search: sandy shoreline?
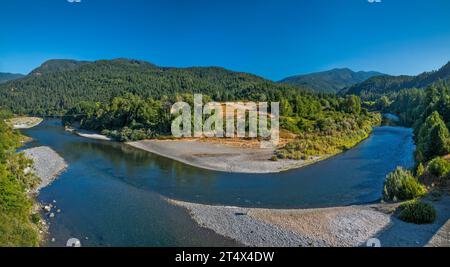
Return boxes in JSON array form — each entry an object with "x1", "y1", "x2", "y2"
[
  {"x1": 68, "y1": 126, "x2": 322, "y2": 173},
  {"x1": 169, "y1": 197, "x2": 450, "y2": 247},
  {"x1": 127, "y1": 139, "x2": 323, "y2": 173}
]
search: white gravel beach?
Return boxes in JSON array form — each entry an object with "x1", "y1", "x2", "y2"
[
  {"x1": 127, "y1": 140, "x2": 320, "y2": 173},
  {"x1": 170, "y1": 197, "x2": 450, "y2": 247},
  {"x1": 66, "y1": 127, "x2": 112, "y2": 141},
  {"x1": 23, "y1": 146, "x2": 68, "y2": 193},
  {"x1": 8, "y1": 117, "x2": 43, "y2": 129}
]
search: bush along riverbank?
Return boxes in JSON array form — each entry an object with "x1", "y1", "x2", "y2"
[
  {"x1": 381, "y1": 144, "x2": 450, "y2": 225},
  {"x1": 0, "y1": 111, "x2": 67, "y2": 246},
  {"x1": 0, "y1": 111, "x2": 42, "y2": 246}
]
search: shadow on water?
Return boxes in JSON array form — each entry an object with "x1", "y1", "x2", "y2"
[{"x1": 22, "y1": 119, "x2": 415, "y2": 246}]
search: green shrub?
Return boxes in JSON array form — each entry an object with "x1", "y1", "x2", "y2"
[
  {"x1": 397, "y1": 200, "x2": 437, "y2": 224},
  {"x1": 383, "y1": 167, "x2": 426, "y2": 201},
  {"x1": 428, "y1": 157, "x2": 450, "y2": 178},
  {"x1": 31, "y1": 213, "x2": 41, "y2": 225},
  {"x1": 416, "y1": 163, "x2": 425, "y2": 177}
]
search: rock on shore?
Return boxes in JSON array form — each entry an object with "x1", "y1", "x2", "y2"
[{"x1": 23, "y1": 146, "x2": 68, "y2": 192}]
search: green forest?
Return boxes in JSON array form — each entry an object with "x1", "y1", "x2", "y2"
[
  {"x1": 61, "y1": 87, "x2": 381, "y2": 161},
  {"x1": 1, "y1": 58, "x2": 450, "y2": 237},
  {"x1": 1, "y1": 59, "x2": 448, "y2": 168},
  {"x1": 0, "y1": 59, "x2": 314, "y2": 115},
  {"x1": 386, "y1": 81, "x2": 450, "y2": 163},
  {"x1": 0, "y1": 111, "x2": 40, "y2": 246},
  {"x1": 378, "y1": 82, "x2": 450, "y2": 222}
]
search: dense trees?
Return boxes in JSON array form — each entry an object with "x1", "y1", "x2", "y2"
[
  {"x1": 381, "y1": 82, "x2": 450, "y2": 165},
  {"x1": 277, "y1": 104, "x2": 380, "y2": 160},
  {"x1": 388, "y1": 89, "x2": 425, "y2": 126},
  {"x1": 63, "y1": 94, "x2": 172, "y2": 141},
  {"x1": 416, "y1": 111, "x2": 450, "y2": 162},
  {"x1": 0, "y1": 111, "x2": 40, "y2": 246},
  {"x1": 58, "y1": 74, "x2": 380, "y2": 158},
  {"x1": 0, "y1": 59, "x2": 315, "y2": 115}
]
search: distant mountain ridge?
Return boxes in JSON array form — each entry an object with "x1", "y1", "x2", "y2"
[
  {"x1": 0, "y1": 72, "x2": 25, "y2": 84},
  {"x1": 30, "y1": 59, "x2": 92, "y2": 76},
  {"x1": 279, "y1": 68, "x2": 384, "y2": 93},
  {"x1": 0, "y1": 58, "x2": 311, "y2": 115},
  {"x1": 342, "y1": 61, "x2": 450, "y2": 99}
]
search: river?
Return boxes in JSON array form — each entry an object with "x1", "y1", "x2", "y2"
[{"x1": 22, "y1": 120, "x2": 415, "y2": 247}]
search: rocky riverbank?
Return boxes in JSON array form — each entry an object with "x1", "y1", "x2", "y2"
[
  {"x1": 23, "y1": 146, "x2": 68, "y2": 193},
  {"x1": 169, "y1": 197, "x2": 450, "y2": 247},
  {"x1": 8, "y1": 116, "x2": 43, "y2": 129}
]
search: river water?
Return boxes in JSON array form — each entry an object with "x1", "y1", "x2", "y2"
[{"x1": 22, "y1": 120, "x2": 415, "y2": 247}]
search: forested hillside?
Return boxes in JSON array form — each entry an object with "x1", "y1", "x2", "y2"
[
  {"x1": 30, "y1": 59, "x2": 90, "y2": 76},
  {"x1": 343, "y1": 61, "x2": 450, "y2": 99},
  {"x1": 280, "y1": 68, "x2": 383, "y2": 93},
  {"x1": 0, "y1": 59, "x2": 313, "y2": 115}
]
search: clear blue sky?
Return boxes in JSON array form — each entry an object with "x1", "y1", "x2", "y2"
[{"x1": 1, "y1": 0, "x2": 449, "y2": 80}]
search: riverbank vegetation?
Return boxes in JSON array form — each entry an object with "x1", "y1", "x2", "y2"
[
  {"x1": 276, "y1": 96, "x2": 381, "y2": 159},
  {"x1": 387, "y1": 82, "x2": 450, "y2": 162},
  {"x1": 0, "y1": 111, "x2": 41, "y2": 246},
  {"x1": 383, "y1": 167, "x2": 426, "y2": 202},
  {"x1": 0, "y1": 58, "x2": 381, "y2": 158},
  {"x1": 378, "y1": 82, "x2": 450, "y2": 223},
  {"x1": 61, "y1": 88, "x2": 381, "y2": 161},
  {"x1": 62, "y1": 94, "x2": 172, "y2": 141},
  {"x1": 397, "y1": 200, "x2": 437, "y2": 224}
]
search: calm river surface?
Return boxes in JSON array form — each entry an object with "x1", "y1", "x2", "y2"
[{"x1": 22, "y1": 120, "x2": 415, "y2": 246}]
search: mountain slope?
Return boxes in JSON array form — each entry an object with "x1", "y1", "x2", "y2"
[
  {"x1": 0, "y1": 59, "x2": 310, "y2": 115},
  {"x1": 343, "y1": 61, "x2": 450, "y2": 99},
  {"x1": 30, "y1": 59, "x2": 90, "y2": 76},
  {"x1": 279, "y1": 68, "x2": 384, "y2": 93},
  {"x1": 0, "y1": 72, "x2": 25, "y2": 84}
]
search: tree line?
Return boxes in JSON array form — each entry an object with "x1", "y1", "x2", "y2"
[{"x1": 386, "y1": 81, "x2": 450, "y2": 164}]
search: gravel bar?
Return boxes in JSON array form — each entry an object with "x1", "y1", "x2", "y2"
[
  {"x1": 170, "y1": 197, "x2": 450, "y2": 247},
  {"x1": 23, "y1": 146, "x2": 68, "y2": 193},
  {"x1": 128, "y1": 140, "x2": 319, "y2": 173}
]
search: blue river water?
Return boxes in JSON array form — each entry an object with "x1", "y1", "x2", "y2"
[{"x1": 22, "y1": 120, "x2": 415, "y2": 246}]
